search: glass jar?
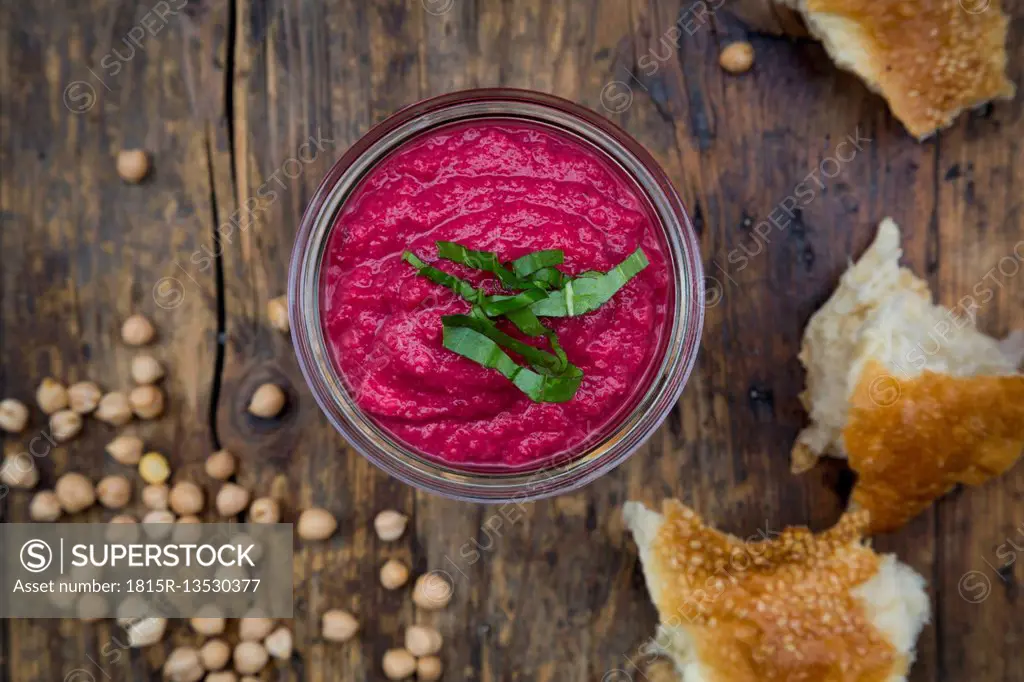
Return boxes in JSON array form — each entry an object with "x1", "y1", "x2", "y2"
[{"x1": 289, "y1": 88, "x2": 703, "y2": 503}]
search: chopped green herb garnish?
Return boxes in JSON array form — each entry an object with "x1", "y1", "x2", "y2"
[
  {"x1": 403, "y1": 242, "x2": 648, "y2": 403},
  {"x1": 529, "y1": 248, "x2": 649, "y2": 317},
  {"x1": 442, "y1": 326, "x2": 582, "y2": 403}
]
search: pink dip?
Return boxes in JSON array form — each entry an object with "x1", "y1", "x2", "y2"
[{"x1": 319, "y1": 120, "x2": 671, "y2": 471}]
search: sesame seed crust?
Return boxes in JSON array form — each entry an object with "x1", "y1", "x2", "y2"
[
  {"x1": 648, "y1": 501, "x2": 902, "y2": 681},
  {"x1": 801, "y1": 0, "x2": 1015, "y2": 139},
  {"x1": 844, "y1": 361, "x2": 1024, "y2": 532}
]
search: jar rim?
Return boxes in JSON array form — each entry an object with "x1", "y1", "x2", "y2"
[{"x1": 288, "y1": 88, "x2": 704, "y2": 503}]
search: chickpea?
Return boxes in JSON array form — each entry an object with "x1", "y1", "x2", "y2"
[
  {"x1": 0, "y1": 398, "x2": 29, "y2": 433},
  {"x1": 139, "y1": 452, "x2": 171, "y2": 485},
  {"x1": 206, "y1": 672, "x2": 237, "y2": 682},
  {"x1": 380, "y1": 559, "x2": 410, "y2": 590},
  {"x1": 200, "y1": 639, "x2": 232, "y2": 671},
  {"x1": 68, "y1": 381, "x2": 102, "y2": 414},
  {"x1": 50, "y1": 409, "x2": 83, "y2": 442},
  {"x1": 190, "y1": 615, "x2": 227, "y2": 636},
  {"x1": 142, "y1": 483, "x2": 169, "y2": 510},
  {"x1": 55, "y1": 472, "x2": 96, "y2": 514},
  {"x1": 127, "y1": 617, "x2": 167, "y2": 647},
  {"x1": 239, "y1": 616, "x2": 275, "y2": 641},
  {"x1": 405, "y1": 625, "x2": 442, "y2": 657},
  {"x1": 141, "y1": 510, "x2": 176, "y2": 539},
  {"x1": 248, "y1": 383, "x2": 286, "y2": 418},
  {"x1": 0, "y1": 454, "x2": 38, "y2": 489},
  {"x1": 96, "y1": 475, "x2": 132, "y2": 509},
  {"x1": 297, "y1": 507, "x2": 337, "y2": 541},
  {"x1": 417, "y1": 656, "x2": 443, "y2": 681},
  {"x1": 106, "y1": 515, "x2": 140, "y2": 543},
  {"x1": 121, "y1": 314, "x2": 155, "y2": 345},
  {"x1": 106, "y1": 435, "x2": 144, "y2": 465},
  {"x1": 116, "y1": 149, "x2": 151, "y2": 183},
  {"x1": 36, "y1": 378, "x2": 69, "y2": 414},
  {"x1": 412, "y1": 572, "x2": 453, "y2": 610},
  {"x1": 374, "y1": 509, "x2": 408, "y2": 541},
  {"x1": 249, "y1": 497, "x2": 280, "y2": 523},
  {"x1": 267, "y1": 296, "x2": 290, "y2": 332},
  {"x1": 29, "y1": 490, "x2": 62, "y2": 522},
  {"x1": 205, "y1": 449, "x2": 236, "y2": 480},
  {"x1": 216, "y1": 483, "x2": 250, "y2": 516},
  {"x1": 78, "y1": 592, "x2": 109, "y2": 621},
  {"x1": 95, "y1": 391, "x2": 133, "y2": 426},
  {"x1": 382, "y1": 649, "x2": 417, "y2": 680},
  {"x1": 129, "y1": 385, "x2": 164, "y2": 419},
  {"x1": 321, "y1": 609, "x2": 359, "y2": 642},
  {"x1": 131, "y1": 354, "x2": 165, "y2": 384},
  {"x1": 169, "y1": 481, "x2": 204, "y2": 516},
  {"x1": 163, "y1": 646, "x2": 203, "y2": 682},
  {"x1": 719, "y1": 41, "x2": 755, "y2": 74},
  {"x1": 264, "y1": 626, "x2": 293, "y2": 660},
  {"x1": 233, "y1": 642, "x2": 269, "y2": 675}
]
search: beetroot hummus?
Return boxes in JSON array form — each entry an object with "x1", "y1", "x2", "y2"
[{"x1": 319, "y1": 120, "x2": 671, "y2": 471}]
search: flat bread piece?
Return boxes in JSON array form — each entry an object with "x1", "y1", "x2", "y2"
[
  {"x1": 793, "y1": 217, "x2": 1023, "y2": 531},
  {"x1": 787, "y1": 0, "x2": 1015, "y2": 139},
  {"x1": 624, "y1": 500, "x2": 930, "y2": 682}
]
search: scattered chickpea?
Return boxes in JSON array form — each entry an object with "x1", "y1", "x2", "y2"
[
  {"x1": 139, "y1": 451, "x2": 171, "y2": 485},
  {"x1": 163, "y1": 646, "x2": 204, "y2": 682},
  {"x1": 96, "y1": 475, "x2": 132, "y2": 509},
  {"x1": 141, "y1": 510, "x2": 176, "y2": 539},
  {"x1": 417, "y1": 656, "x2": 443, "y2": 682},
  {"x1": 200, "y1": 639, "x2": 232, "y2": 671},
  {"x1": 95, "y1": 391, "x2": 133, "y2": 426},
  {"x1": 264, "y1": 626, "x2": 293, "y2": 660},
  {"x1": 382, "y1": 649, "x2": 417, "y2": 680},
  {"x1": 248, "y1": 383, "x2": 286, "y2": 418},
  {"x1": 142, "y1": 483, "x2": 170, "y2": 510},
  {"x1": 127, "y1": 617, "x2": 167, "y2": 647},
  {"x1": 267, "y1": 296, "x2": 290, "y2": 333},
  {"x1": 169, "y1": 481, "x2": 205, "y2": 516},
  {"x1": 412, "y1": 572, "x2": 453, "y2": 610},
  {"x1": 405, "y1": 625, "x2": 443, "y2": 657},
  {"x1": 321, "y1": 609, "x2": 359, "y2": 642},
  {"x1": 131, "y1": 354, "x2": 165, "y2": 384},
  {"x1": 190, "y1": 615, "x2": 227, "y2": 636},
  {"x1": 129, "y1": 385, "x2": 165, "y2": 419},
  {"x1": 719, "y1": 41, "x2": 755, "y2": 74},
  {"x1": 68, "y1": 381, "x2": 102, "y2": 414},
  {"x1": 249, "y1": 497, "x2": 281, "y2": 523},
  {"x1": 116, "y1": 149, "x2": 151, "y2": 183},
  {"x1": 216, "y1": 483, "x2": 251, "y2": 516},
  {"x1": 49, "y1": 409, "x2": 83, "y2": 442},
  {"x1": 0, "y1": 398, "x2": 29, "y2": 433},
  {"x1": 29, "y1": 490, "x2": 62, "y2": 522},
  {"x1": 121, "y1": 313, "x2": 156, "y2": 346},
  {"x1": 297, "y1": 507, "x2": 337, "y2": 541},
  {"x1": 380, "y1": 559, "x2": 410, "y2": 590},
  {"x1": 374, "y1": 509, "x2": 408, "y2": 541},
  {"x1": 239, "y1": 616, "x2": 275, "y2": 641},
  {"x1": 233, "y1": 642, "x2": 269, "y2": 675},
  {"x1": 36, "y1": 378, "x2": 69, "y2": 414},
  {"x1": 205, "y1": 449, "x2": 236, "y2": 480},
  {"x1": 106, "y1": 434, "x2": 144, "y2": 465},
  {"x1": 55, "y1": 472, "x2": 96, "y2": 514},
  {"x1": 106, "y1": 515, "x2": 140, "y2": 543},
  {"x1": 0, "y1": 454, "x2": 38, "y2": 489}
]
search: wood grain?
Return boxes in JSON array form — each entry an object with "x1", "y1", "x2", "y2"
[{"x1": 1, "y1": 0, "x2": 1022, "y2": 680}]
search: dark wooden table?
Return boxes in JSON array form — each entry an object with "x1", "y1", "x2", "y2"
[{"x1": 1, "y1": 1, "x2": 1021, "y2": 680}]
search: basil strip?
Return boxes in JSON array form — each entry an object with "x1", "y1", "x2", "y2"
[
  {"x1": 442, "y1": 327, "x2": 582, "y2": 403},
  {"x1": 509, "y1": 249, "x2": 564, "y2": 278},
  {"x1": 402, "y1": 252, "x2": 484, "y2": 305},
  {"x1": 436, "y1": 241, "x2": 530, "y2": 289},
  {"x1": 504, "y1": 307, "x2": 569, "y2": 371},
  {"x1": 530, "y1": 248, "x2": 649, "y2": 317},
  {"x1": 442, "y1": 313, "x2": 565, "y2": 375}
]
